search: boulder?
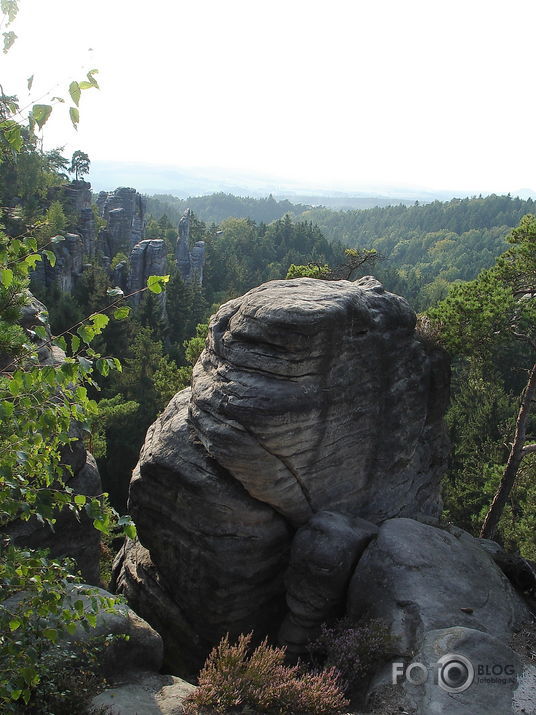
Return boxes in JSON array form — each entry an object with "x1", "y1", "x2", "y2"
[
  {"x1": 117, "y1": 278, "x2": 450, "y2": 673},
  {"x1": 405, "y1": 627, "x2": 522, "y2": 715},
  {"x1": 347, "y1": 518, "x2": 529, "y2": 655},
  {"x1": 89, "y1": 671, "x2": 196, "y2": 715},
  {"x1": 115, "y1": 388, "x2": 292, "y2": 673},
  {"x1": 279, "y1": 511, "x2": 378, "y2": 655},
  {"x1": 190, "y1": 277, "x2": 449, "y2": 526}
]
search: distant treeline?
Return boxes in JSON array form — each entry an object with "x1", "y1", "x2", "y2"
[
  {"x1": 145, "y1": 192, "x2": 311, "y2": 226},
  {"x1": 146, "y1": 192, "x2": 535, "y2": 311},
  {"x1": 298, "y1": 194, "x2": 534, "y2": 245}
]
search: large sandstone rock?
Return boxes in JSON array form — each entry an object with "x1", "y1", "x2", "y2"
[
  {"x1": 117, "y1": 278, "x2": 450, "y2": 673},
  {"x1": 96, "y1": 187, "x2": 146, "y2": 258},
  {"x1": 190, "y1": 277, "x2": 449, "y2": 526},
  {"x1": 347, "y1": 518, "x2": 529, "y2": 654},
  {"x1": 128, "y1": 239, "x2": 168, "y2": 308},
  {"x1": 114, "y1": 388, "x2": 292, "y2": 673}
]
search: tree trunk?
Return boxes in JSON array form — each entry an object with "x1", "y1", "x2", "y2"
[{"x1": 480, "y1": 361, "x2": 536, "y2": 539}]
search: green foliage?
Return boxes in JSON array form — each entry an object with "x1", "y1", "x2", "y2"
[
  {"x1": 185, "y1": 632, "x2": 349, "y2": 715},
  {"x1": 88, "y1": 395, "x2": 139, "y2": 459},
  {"x1": 429, "y1": 215, "x2": 536, "y2": 548},
  {"x1": 69, "y1": 150, "x2": 90, "y2": 180},
  {"x1": 184, "y1": 322, "x2": 208, "y2": 366},
  {"x1": 15, "y1": 635, "x2": 110, "y2": 714},
  {"x1": 110, "y1": 252, "x2": 127, "y2": 270},
  {"x1": 286, "y1": 262, "x2": 330, "y2": 279},
  {"x1": 296, "y1": 195, "x2": 534, "y2": 309},
  {"x1": 146, "y1": 192, "x2": 311, "y2": 226},
  {"x1": 203, "y1": 214, "x2": 344, "y2": 305}
]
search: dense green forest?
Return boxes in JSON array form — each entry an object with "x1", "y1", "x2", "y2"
[
  {"x1": 2, "y1": 3, "x2": 534, "y2": 711},
  {"x1": 146, "y1": 192, "x2": 534, "y2": 311},
  {"x1": 145, "y1": 192, "x2": 311, "y2": 226}
]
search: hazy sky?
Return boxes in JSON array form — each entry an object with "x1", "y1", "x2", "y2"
[{"x1": 4, "y1": 0, "x2": 536, "y2": 194}]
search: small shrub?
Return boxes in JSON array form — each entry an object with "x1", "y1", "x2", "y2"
[
  {"x1": 185, "y1": 632, "x2": 349, "y2": 714},
  {"x1": 309, "y1": 617, "x2": 396, "y2": 693},
  {"x1": 17, "y1": 636, "x2": 111, "y2": 714},
  {"x1": 110, "y1": 252, "x2": 127, "y2": 270}
]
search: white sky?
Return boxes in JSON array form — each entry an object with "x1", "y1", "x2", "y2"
[{"x1": 3, "y1": 0, "x2": 536, "y2": 194}]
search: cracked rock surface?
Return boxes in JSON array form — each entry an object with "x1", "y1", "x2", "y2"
[{"x1": 116, "y1": 277, "x2": 451, "y2": 671}]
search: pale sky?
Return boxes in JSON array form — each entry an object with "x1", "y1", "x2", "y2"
[{"x1": 3, "y1": 0, "x2": 536, "y2": 194}]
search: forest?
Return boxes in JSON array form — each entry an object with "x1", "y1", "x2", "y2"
[{"x1": 0, "y1": 3, "x2": 535, "y2": 710}]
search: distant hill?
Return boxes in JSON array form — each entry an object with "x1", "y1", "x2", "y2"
[{"x1": 145, "y1": 192, "x2": 312, "y2": 226}]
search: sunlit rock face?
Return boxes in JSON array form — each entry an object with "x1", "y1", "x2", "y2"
[
  {"x1": 96, "y1": 186, "x2": 146, "y2": 258},
  {"x1": 190, "y1": 277, "x2": 450, "y2": 526},
  {"x1": 116, "y1": 277, "x2": 451, "y2": 673},
  {"x1": 127, "y1": 239, "x2": 168, "y2": 315}
]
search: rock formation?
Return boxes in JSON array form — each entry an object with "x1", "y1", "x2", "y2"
[
  {"x1": 115, "y1": 276, "x2": 533, "y2": 713},
  {"x1": 32, "y1": 233, "x2": 84, "y2": 293},
  {"x1": 96, "y1": 187, "x2": 146, "y2": 260},
  {"x1": 128, "y1": 239, "x2": 168, "y2": 309},
  {"x1": 115, "y1": 278, "x2": 450, "y2": 664},
  {"x1": 175, "y1": 208, "x2": 205, "y2": 283}
]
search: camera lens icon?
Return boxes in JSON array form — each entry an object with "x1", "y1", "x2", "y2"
[{"x1": 437, "y1": 653, "x2": 474, "y2": 693}]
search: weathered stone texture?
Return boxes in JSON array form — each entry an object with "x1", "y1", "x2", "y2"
[
  {"x1": 190, "y1": 277, "x2": 449, "y2": 526},
  {"x1": 128, "y1": 239, "x2": 168, "y2": 307},
  {"x1": 97, "y1": 186, "x2": 146, "y2": 258},
  {"x1": 117, "y1": 278, "x2": 452, "y2": 673},
  {"x1": 115, "y1": 388, "x2": 292, "y2": 672}
]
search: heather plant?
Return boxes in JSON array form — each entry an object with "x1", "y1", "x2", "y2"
[
  {"x1": 309, "y1": 617, "x2": 396, "y2": 693},
  {"x1": 185, "y1": 632, "x2": 349, "y2": 714}
]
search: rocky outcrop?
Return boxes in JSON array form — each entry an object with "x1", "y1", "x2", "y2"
[
  {"x1": 190, "y1": 277, "x2": 449, "y2": 526},
  {"x1": 128, "y1": 239, "x2": 168, "y2": 307},
  {"x1": 175, "y1": 208, "x2": 205, "y2": 283},
  {"x1": 32, "y1": 233, "x2": 84, "y2": 293},
  {"x1": 113, "y1": 388, "x2": 292, "y2": 674},
  {"x1": 115, "y1": 277, "x2": 450, "y2": 670},
  {"x1": 116, "y1": 277, "x2": 533, "y2": 712},
  {"x1": 97, "y1": 187, "x2": 146, "y2": 259}
]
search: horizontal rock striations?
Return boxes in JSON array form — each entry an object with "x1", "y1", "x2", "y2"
[
  {"x1": 190, "y1": 276, "x2": 449, "y2": 526},
  {"x1": 114, "y1": 388, "x2": 292, "y2": 673},
  {"x1": 116, "y1": 277, "x2": 454, "y2": 673}
]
